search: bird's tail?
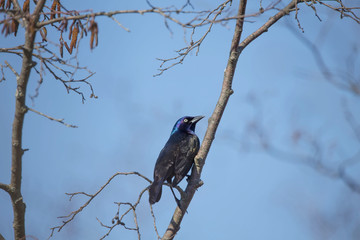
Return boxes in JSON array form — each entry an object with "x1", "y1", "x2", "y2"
[{"x1": 149, "y1": 180, "x2": 163, "y2": 204}]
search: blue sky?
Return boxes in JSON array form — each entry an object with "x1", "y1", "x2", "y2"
[{"x1": 1, "y1": 0, "x2": 359, "y2": 239}]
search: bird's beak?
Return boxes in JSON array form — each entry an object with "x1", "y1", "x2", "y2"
[{"x1": 190, "y1": 115, "x2": 205, "y2": 124}]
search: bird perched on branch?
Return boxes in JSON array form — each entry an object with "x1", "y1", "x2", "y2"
[{"x1": 149, "y1": 115, "x2": 204, "y2": 206}]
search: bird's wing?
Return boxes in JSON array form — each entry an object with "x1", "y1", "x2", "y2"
[
  {"x1": 172, "y1": 136, "x2": 200, "y2": 186},
  {"x1": 150, "y1": 141, "x2": 180, "y2": 204},
  {"x1": 153, "y1": 141, "x2": 179, "y2": 183}
]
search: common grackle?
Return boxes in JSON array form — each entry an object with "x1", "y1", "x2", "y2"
[{"x1": 149, "y1": 115, "x2": 204, "y2": 206}]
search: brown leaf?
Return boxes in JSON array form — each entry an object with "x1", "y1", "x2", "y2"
[{"x1": 23, "y1": 0, "x2": 29, "y2": 12}]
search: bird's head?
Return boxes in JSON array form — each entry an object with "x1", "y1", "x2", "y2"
[{"x1": 171, "y1": 116, "x2": 204, "y2": 135}]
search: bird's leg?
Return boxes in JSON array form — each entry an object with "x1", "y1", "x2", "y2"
[
  {"x1": 170, "y1": 186, "x2": 188, "y2": 213},
  {"x1": 169, "y1": 185, "x2": 181, "y2": 209}
]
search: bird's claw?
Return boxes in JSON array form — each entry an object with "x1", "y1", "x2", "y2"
[{"x1": 176, "y1": 199, "x2": 188, "y2": 214}]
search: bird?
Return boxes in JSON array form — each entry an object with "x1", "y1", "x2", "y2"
[{"x1": 149, "y1": 115, "x2": 204, "y2": 206}]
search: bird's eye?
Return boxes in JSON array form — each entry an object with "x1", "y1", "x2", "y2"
[{"x1": 183, "y1": 119, "x2": 188, "y2": 123}]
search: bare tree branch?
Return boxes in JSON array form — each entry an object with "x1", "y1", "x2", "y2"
[
  {"x1": 238, "y1": 0, "x2": 298, "y2": 51},
  {"x1": 49, "y1": 171, "x2": 151, "y2": 238},
  {"x1": 150, "y1": 204, "x2": 161, "y2": 240},
  {"x1": 318, "y1": 0, "x2": 360, "y2": 24},
  {"x1": 4, "y1": 60, "x2": 19, "y2": 80},
  {"x1": 10, "y1": 0, "x2": 21, "y2": 12},
  {"x1": 0, "y1": 182, "x2": 12, "y2": 194},
  {"x1": 36, "y1": 8, "x2": 204, "y2": 28},
  {"x1": 154, "y1": 0, "x2": 233, "y2": 77},
  {"x1": 97, "y1": 194, "x2": 147, "y2": 240},
  {"x1": 108, "y1": 15, "x2": 130, "y2": 32},
  {"x1": 266, "y1": 141, "x2": 360, "y2": 194},
  {"x1": 342, "y1": 99, "x2": 360, "y2": 142},
  {"x1": 27, "y1": 107, "x2": 78, "y2": 128},
  {"x1": 161, "y1": 1, "x2": 303, "y2": 239},
  {"x1": 9, "y1": 0, "x2": 47, "y2": 239},
  {"x1": 2, "y1": 1, "x2": 359, "y2": 239},
  {"x1": 1, "y1": 43, "x2": 97, "y2": 103},
  {"x1": 162, "y1": 0, "x2": 248, "y2": 238},
  {"x1": 285, "y1": 19, "x2": 360, "y2": 96},
  {"x1": 240, "y1": 96, "x2": 360, "y2": 195},
  {"x1": 0, "y1": 64, "x2": 6, "y2": 82}
]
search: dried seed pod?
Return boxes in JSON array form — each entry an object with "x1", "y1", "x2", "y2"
[
  {"x1": 88, "y1": 19, "x2": 98, "y2": 49},
  {"x1": 23, "y1": 0, "x2": 30, "y2": 12},
  {"x1": 0, "y1": 0, "x2": 5, "y2": 9},
  {"x1": 57, "y1": 0, "x2": 61, "y2": 18},
  {"x1": 40, "y1": 27, "x2": 47, "y2": 42},
  {"x1": 77, "y1": 21, "x2": 87, "y2": 37},
  {"x1": 90, "y1": 93, "x2": 98, "y2": 99},
  {"x1": 1, "y1": 20, "x2": 9, "y2": 35},
  {"x1": 50, "y1": 0, "x2": 57, "y2": 19},
  {"x1": 12, "y1": 19, "x2": 19, "y2": 36},
  {"x1": 94, "y1": 30, "x2": 98, "y2": 48},
  {"x1": 43, "y1": 27, "x2": 47, "y2": 38},
  {"x1": 60, "y1": 41, "x2": 64, "y2": 58},
  {"x1": 59, "y1": 19, "x2": 68, "y2": 32},
  {"x1": 64, "y1": 41, "x2": 71, "y2": 54},
  {"x1": 5, "y1": 0, "x2": 11, "y2": 9},
  {"x1": 69, "y1": 23, "x2": 79, "y2": 52},
  {"x1": 68, "y1": 20, "x2": 75, "y2": 40},
  {"x1": 90, "y1": 31, "x2": 94, "y2": 49}
]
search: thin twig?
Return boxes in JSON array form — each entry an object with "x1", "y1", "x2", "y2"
[
  {"x1": 154, "y1": 0, "x2": 233, "y2": 77},
  {"x1": 108, "y1": 16, "x2": 130, "y2": 32},
  {"x1": 150, "y1": 204, "x2": 161, "y2": 240},
  {"x1": 36, "y1": 8, "x2": 205, "y2": 28},
  {"x1": 318, "y1": 0, "x2": 360, "y2": 24},
  {"x1": 342, "y1": 99, "x2": 360, "y2": 142},
  {"x1": 4, "y1": 60, "x2": 20, "y2": 80},
  {"x1": 266, "y1": 142, "x2": 360, "y2": 194},
  {"x1": 49, "y1": 172, "x2": 151, "y2": 238},
  {"x1": 241, "y1": 99, "x2": 360, "y2": 195},
  {"x1": 0, "y1": 64, "x2": 5, "y2": 82},
  {"x1": 285, "y1": 19, "x2": 360, "y2": 96},
  {"x1": 98, "y1": 187, "x2": 149, "y2": 239},
  {"x1": 27, "y1": 107, "x2": 78, "y2": 128}
]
